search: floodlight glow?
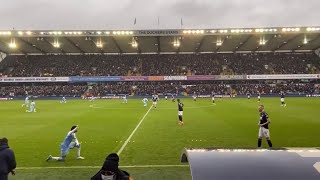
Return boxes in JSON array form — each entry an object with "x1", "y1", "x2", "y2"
[
  {"x1": 77, "y1": 32, "x2": 83, "y2": 35},
  {"x1": 9, "y1": 42, "x2": 16, "y2": 48},
  {"x1": 129, "y1": 31, "x2": 133, "y2": 35},
  {"x1": 18, "y1": 31, "x2": 23, "y2": 35},
  {"x1": 259, "y1": 40, "x2": 266, "y2": 45},
  {"x1": 57, "y1": 31, "x2": 62, "y2": 35},
  {"x1": 132, "y1": 41, "x2": 138, "y2": 48},
  {"x1": 26, "y1": 31, "x2": 32, "y2": 35},
  {"x1": 200, "y1": 30, "x2": 204, "y2": 34},
  {"x1": 303, "y1": 36, "x2": 308, "y2": 44},
  {"x1": 9, "y1": 38, "x2": 17, "y2": 48},
  {"x1": 105, "y1": 31, "x2": 110, "y2": 34},
  {"x1": 96, "y1": 31, "x2": 102, "y2": 35}
]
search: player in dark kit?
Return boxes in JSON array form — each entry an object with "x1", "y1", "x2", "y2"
[
  {"x1": 212, "y1": 93, "x2": 216, "y2": 105},
  {"x1": 257, "y1": 105, "x2": 273, "y2": 149},
  {"x1": 280, "y1": 92, "x2": 286, "y2": 107},
  {"x1": 177, "y1": 99, "x2": 184, "y2": 126},
  {"x1": 247, "y1": 92, "x2": 251, "y2": 99},
  {"x1": 152, "y1": 95, "x2": 158, "y2": 109}
]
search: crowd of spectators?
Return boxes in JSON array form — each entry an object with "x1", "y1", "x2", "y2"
[
  {"x1": 1, "y1": 82, "x2": 319, "y2": 97},
  {"x1": 0, "y1": 53, "x2": 319, "y2": 77},
  {"x1": 0, "y1": 85, "x2": 87, "y2": 97}
]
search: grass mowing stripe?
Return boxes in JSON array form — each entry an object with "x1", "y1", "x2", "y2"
[
  {"x1": 117, "y1": 105, "x2": 153, "y2": 155},
  {"x1": 16, "y1": 165, "x2": 189, "y2": 170}
]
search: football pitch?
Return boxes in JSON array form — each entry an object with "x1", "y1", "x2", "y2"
[{"x1": 1, "y1": 97, "x2": 320, "y2": 180}]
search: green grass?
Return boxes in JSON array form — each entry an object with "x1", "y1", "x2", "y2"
[{"x1": 1, "y1": 97, "x2": 320, "y2": 179}]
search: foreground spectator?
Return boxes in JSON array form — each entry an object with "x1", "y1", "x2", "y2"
[
  {"x1": 91, "y1": 153, "x2": 132, "y2": 180},
  {"x1": 0, "y1": 138, "x2": 16, "y2": 180}
]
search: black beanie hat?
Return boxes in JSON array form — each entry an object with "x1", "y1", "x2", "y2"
[{"x1": 102, "y1": 153, "x2": 119, "y2": 173}]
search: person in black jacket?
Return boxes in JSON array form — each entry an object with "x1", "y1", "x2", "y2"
[
  {"x1": 91, "y1": 153, "x2": 132, "y2": 180},
  {"x1": 0, "y1": 138, "x2": 16, "y2": 180}
]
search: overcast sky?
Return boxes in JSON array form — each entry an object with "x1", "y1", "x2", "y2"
[{"x1": 0, "y1": 0, "x2": 319, "y2": 30}]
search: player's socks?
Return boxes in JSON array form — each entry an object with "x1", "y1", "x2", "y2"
[
  {"x1": 51, "y1": 156, "x2": 62, "y2": 161},
  {"x1": 267, "y1": 140, "x2": 273, "y2": 148},
  {"x1": 46, "y1": 155, "x2": 52, "y2": 161},
  {"x1": 77, "y1": 148, "x2": 81, "y2": 157},
  {"x1": 258, "y1": 139, "x2": 262, "y2": 147}
]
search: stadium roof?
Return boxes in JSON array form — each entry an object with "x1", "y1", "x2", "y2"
[{"x1": 0, "y1": 27, "x2": 320, "y2": 55}]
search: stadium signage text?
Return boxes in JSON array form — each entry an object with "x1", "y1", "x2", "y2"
[
  {"x1": 138, "y1": 30, "x2": 179, "y2": 36},
  {"x1": 164, "y1": 76, "x2": 187, "y2": 81},
  {"x1": 0, "y1": 77, "x2": 69, "y2": 82}
]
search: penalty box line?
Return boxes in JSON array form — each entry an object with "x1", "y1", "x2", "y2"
[
  {"x1": 117, "y1": 105, "x2": 153, "y2": 155},
  {"x1": 17, "y1": 165, "x2": 189, "y2": 170}
]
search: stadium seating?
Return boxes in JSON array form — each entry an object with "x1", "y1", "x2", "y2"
[
  {"x1": 0, "y1": 53, "x2": 319, "y2": 77},
  {"x1": 1, "y1": 82, "x2": 318, "y2": 97}
]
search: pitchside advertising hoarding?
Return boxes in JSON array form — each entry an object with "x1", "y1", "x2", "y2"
[
  {"x1": 247, "y1": 74, "x2": 320, "y2": 80},
  {"x1": 0, "y1": 77, "x2": 69, "y2": 82},
  {"x1": 1, "y1": 74, "x2": 320, "y2": 82}
]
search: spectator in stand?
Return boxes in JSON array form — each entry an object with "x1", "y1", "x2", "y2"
[{"x1": 1, "y1": 53, "x2": 319, "y2": 77}]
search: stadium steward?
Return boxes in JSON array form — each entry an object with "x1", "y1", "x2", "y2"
[
  {"x1": 91, "y1": 153, "x2": 133, "y2": 180},
  {"x1": 0, "y1": 138, "x2": 16, "y2": 180}
]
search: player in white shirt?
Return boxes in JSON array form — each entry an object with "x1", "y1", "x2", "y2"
[
  {"x1": 165, "y1": 95, "x2": 168, "y2": 101},
  {"x1": 142, "y1": 97, "x2": 148, "y2": 107},
  {"x1": 46, "y1": 125, "x2": 84, "y2": 161},
  {"x1": 60, "y1": 97, "x2": 67, "y2": 103},
  {"x1": 192, "y1": 93, "x2": 197, "y2": 101},
  {"x1": 22, "y1": 96, "x2": 29, "y2": 107},
  {"x1": 89, "y1": 96, "x2": 95, "y2": 102},
  {"x1": 257, "y1": 93, "x2": 261, "y2": 102},
  {"x1": 26, "y1": 100, "x2": 36, "y2": 113},
  {"x1": 123, "y1": 95, "x2": 128, "y2": 104}
]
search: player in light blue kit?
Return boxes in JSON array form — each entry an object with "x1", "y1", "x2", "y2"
[
  {"x1": 46, "y1": 125, "x2": 84, "y2": 161},
  {"x1": 22, "y1": 96, "x2": 29, "y2": 107},
  {"x1": 26, "y1": 100, "x2": 36, "y2": 112},
  {"x1": 123, "y1": 95, "x2": 128, "y2": 104},
  {"x1": 60, "y1": 96, "x2": 67, "y2": 103},
  {"x1": 142, "y1": 97, "x2": 148, "y2": 107}
]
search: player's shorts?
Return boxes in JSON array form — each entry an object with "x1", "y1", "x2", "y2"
[
  {"x1": 281, "y1": 98, "x2": 284, "y2": 102},
  {"x1": 178, "y1": 111, "x2": 183, "y2": 116},
  {"x1": 258, "y1": 127, "x2": 270, "y2": 138},
  {"x1": 60, "y1": 142, "x2": 80, "y2": 157},
  {"x1": 153, "y1": 101, "x2": 157, "y2": 105}
]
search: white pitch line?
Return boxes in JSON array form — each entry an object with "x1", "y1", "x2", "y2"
[
  {"x1": 117, "y1": 105, "x2": 153, "y2": 155},
  {"x1": 16, "y1": 165, "x2": 189, "y2": 170}
]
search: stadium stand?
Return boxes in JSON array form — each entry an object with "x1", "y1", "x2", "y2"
[
  {"x1": 0, "y1": 53, "x2": 319, "y2": 77},
  {"x1": 1, "y1": 82, "x2": 319, "y2": 97}
]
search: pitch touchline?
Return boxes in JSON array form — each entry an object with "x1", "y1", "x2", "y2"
[
  {"x1": 117, "y1": 105, "x2": 153, "y2": 155},
  {"x1": 16, "y1": 165, "x2": 189, "y2": 170}
]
